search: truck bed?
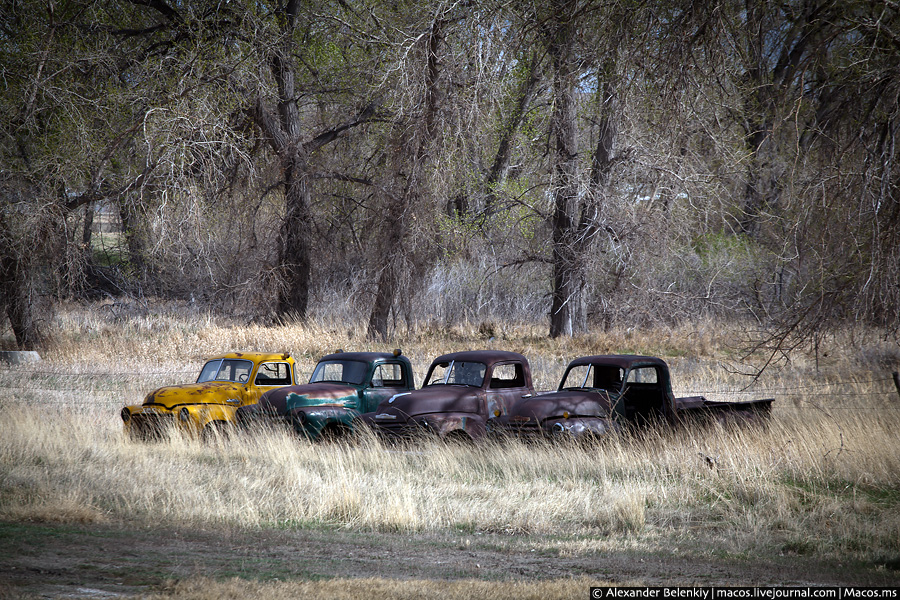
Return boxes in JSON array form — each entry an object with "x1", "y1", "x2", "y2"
[{"x1": 674, "y1": 395, "x2": 774, "y2": 418}]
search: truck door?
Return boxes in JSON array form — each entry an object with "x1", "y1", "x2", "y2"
[
  {"x1": 623, "y1": 365, "x2": 665, "y2": 424},
  {"x1": 247, "y1": 361, "x2": 294, "y2": 405},
  {"x1": 485, "y1": 362, "x2": 529, "y2": 418},
  {"x1": 361, "y1": 362, "x2": 410, "y2": 413}
]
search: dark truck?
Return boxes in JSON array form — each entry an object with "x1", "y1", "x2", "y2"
[
  {"x1": 488, "y1": 354, "x2": 773, "y2": 439},
  {"x1": 362, "y1": 350, "x2": 534, "y2": 441},
  {"x1": 236, "y1": 349, "x2": 415, "y2": 441}
]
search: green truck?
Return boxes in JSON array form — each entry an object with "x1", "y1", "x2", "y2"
[{"x1": 235, "y1": 349, "x2": 415, "y2": 440}]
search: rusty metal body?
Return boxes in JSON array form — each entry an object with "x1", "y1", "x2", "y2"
[
  {"x1": 488, "y1": 355, "x2": 774, "y2": 439},
  {"x1": 362, "y1": 350, "x2": 534, "y2": 441}
]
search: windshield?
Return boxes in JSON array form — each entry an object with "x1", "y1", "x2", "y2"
[
  {"x1": 560, "y1": 364, "x2": 623, "y2": 391},
  {"x1": 309, "y1": 360, "x2": 367, "y2": 385},
  {"x1": 426, "y1": 360, "x2": 486, "y2": 387},
  {"x1": 197, "y1": 359, "x2": 254, "y2": 383}
]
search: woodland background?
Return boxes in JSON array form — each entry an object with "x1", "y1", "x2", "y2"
[{"x1": 2, "y1": 0, "x2": 898, "y2": 353}]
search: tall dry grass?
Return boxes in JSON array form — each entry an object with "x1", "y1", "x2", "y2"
[
  {"x1": 2, "y1": 302, "x2": 900, "y2": 565},
  {"x1": 138, "y1": 576, "x2": 615, "y2": 600}
]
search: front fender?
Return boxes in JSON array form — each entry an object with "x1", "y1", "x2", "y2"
[
  {"x1": 290, "y1": 406, "x2": 360, "y2": 440},
  {"x1": 171, "y1": 403, "x2": 237, "y2": 435},
  {"x1": 419, "y1": 412, "x2": 487, "y2": 440},
  {"x1": 543, "y1": 416, "x2": 619, "y2": 438}
]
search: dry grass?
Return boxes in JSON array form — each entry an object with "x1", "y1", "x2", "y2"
[
  {"x1": 2, "y1": 302, "x2": 900, "y2": 596},
  {"x1": 142, "y1": 576, "x2": 617, "y2": 600}
]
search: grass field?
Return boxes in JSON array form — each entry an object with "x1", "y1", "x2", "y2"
[{"x1": 1, "y1": 301, "x2": 899, "y2": 597}]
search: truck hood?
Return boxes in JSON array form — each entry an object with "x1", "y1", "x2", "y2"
[
  {"x1": 374, "y1": 385, "x2": 481, "y2": 420},
  {"x1": 143, "y1": 382, "x2": 244, "y2": 409},
  {"x1": 501, "y1": 390, "x2": 612, "y2": 423},
  {"x1": 251, "y1": 382, "x2": 358, "y2": 416}
]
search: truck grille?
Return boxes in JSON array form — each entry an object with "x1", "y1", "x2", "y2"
[{"x1": 129, "y1": 413, "x2": 176, "y2": 439}]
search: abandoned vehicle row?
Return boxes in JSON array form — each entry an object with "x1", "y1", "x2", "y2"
[{"x1": 120, "y1": 349, "x2": 774, "y2": 442}]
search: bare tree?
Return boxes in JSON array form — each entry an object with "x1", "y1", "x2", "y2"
[
  {"x1": 538, "y1": 0, "x2": 630, "y2": 337},
  {"x1": 366, "y1": 6, "x2": 452, "y2": 339},
  {"x1": 247, "y1": 1, "x2": 379, "y2": 321}
]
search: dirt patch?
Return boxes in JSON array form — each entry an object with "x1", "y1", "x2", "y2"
[{"x1": 1, "y1": 520, "x2": 897, "y2": 598}]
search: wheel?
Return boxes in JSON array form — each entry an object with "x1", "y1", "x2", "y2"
[
  {"x1": 317, "y1": 423, "x2": 351, "y2": 444},
  {"x1": 443, "y1": 429, "x2": 473, "y2": 445},
  {"x1": 201, "y1": 421, "x2": 233, "y2": 443}
]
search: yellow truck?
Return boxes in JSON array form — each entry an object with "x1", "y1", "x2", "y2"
[{"x1": 120, "y1": 352, "x2": 298, "y2": 439}]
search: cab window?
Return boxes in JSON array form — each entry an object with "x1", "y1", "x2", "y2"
[
  {"x1": 219, "y1": 359, "x2": 253, "y2": 383},
  {"x1": 371, "y1": 363, "x2": 406, "y2": 388},
  {"x1": 489, "y1": 363, "x2": 525, "y2": 389},
  {"x1": 427, "y1": 361, "x2": 487, "y2": 387},
  {"x1": 255, "y1": 362, "x2": 293, "y2": 386},
  {"x1": 309, "y1": 360, "x2": 367, "y2": 385},
  {"x1": 626, "y1": 367, "x2": 658, "y2": 384},
  {"x1": 197, "y1": 359, "x2": 253, "y2": 383},
  {"x1": 562, "y1": 364, "x2": 622, "y2": 390}
]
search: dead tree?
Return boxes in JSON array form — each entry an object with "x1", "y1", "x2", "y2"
[
  {"x1": 252, "y1": 1, "x2": 377, "y2": 321},
  {"x1": 366, "y1": 13, "x2": 447, "y2": 339}
]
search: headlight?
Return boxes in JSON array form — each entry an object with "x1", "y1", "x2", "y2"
[
  {"x1": 179, "y1": 408, "x2": 191, "y2": 423},
  {"x1": 552, "y1": 422, "x2": 566, "y2": 434}
]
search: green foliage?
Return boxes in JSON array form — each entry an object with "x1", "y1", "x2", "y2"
[{"x1": 690, "y1": 232, "x2": 759, "y2": 269}]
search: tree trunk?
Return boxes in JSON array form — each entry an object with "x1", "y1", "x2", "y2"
[
  {"x1": 0, "y1": 213, "x2": 42, "y2": 349},
  {"x1": 547, "y1": 3, "x2": 581, "y2": 338},
  {"x1": 740, "y1": 124, "x2": 769, "y2": 237},
  {"x1": 484, "y1": 52, "x2": 540, "y2": 213},
  {"x1": 276, "y1": 160, "x2": 311, "y2": 318},
  {"x1": 366, "y1": 16, "x2": 445, "y2": 339},
  {"x1": 117, "y1": 195, "x2": 148, "y2": 282},
  {"x1": 366, "y1": 158, "x2": 415, "y2": 339},
  {"x1": 82, "y1": 203, "x2": 94, "y2": 254},
  {"x1": 257, "y1": 1, "x2": 311, "y2": 321},
  {"x1": 367, "y1": 261, "x2": 396, "y2": 339}
]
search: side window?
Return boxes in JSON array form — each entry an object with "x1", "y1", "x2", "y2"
[
  {"x1": 626, "y1": 367, "x2": 658, "y2": 384},
  {"x1": 372, "y1": 363, "x2": 405, "y2": 388},
  {"x1": 490, "y1": 363, "x2": 525, "y2": 389},
  {"x1": 255, "y1": 362, "x2": 292, "y2": 386},
  {"x1": 593, "y1": 366, "x2": 624, "y2": 389}
]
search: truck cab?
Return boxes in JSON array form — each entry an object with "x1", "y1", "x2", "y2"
[
  {"x1": 236, "y1": 349, "x2": 415, "y2": 441},
  {"x1": 362, "y1": 350, "x2": 535, "y2": 441}
]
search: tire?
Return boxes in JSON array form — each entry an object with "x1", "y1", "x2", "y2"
[
  {"x1": 201, "y1": 421, "x2": 233, "y2": 443},
  {"x1": 317, "y1": 423, "x2": 351, "y2": 444},
  {"x1": 443, "y1": 429, "x2": 473, "y2": 445}
]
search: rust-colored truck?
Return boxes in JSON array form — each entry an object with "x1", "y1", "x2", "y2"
[
  {"x1": 488, "y1": 354, "x2": 773, "y2": 439},
  {"x1": 362, "y1": 350, "x2": 534, "y2": 441}
]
